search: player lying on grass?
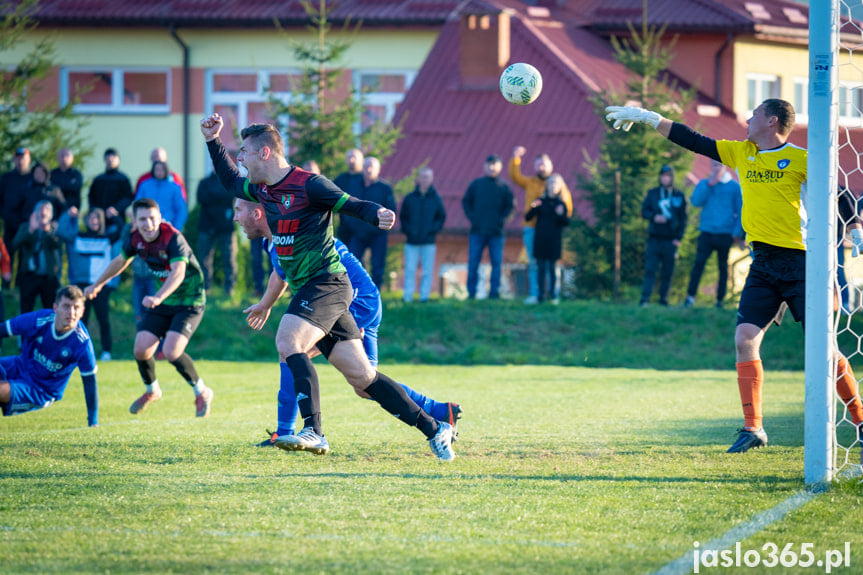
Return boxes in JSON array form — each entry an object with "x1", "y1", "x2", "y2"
[
  {"x1": 85, "y1": 198, "x2": 214, "y2": 418},
  {"x1": 606, "y1": 98, "x2": 863, "y2": 455},
  {"x1": 201, "y1": 114, "x2": 455, "y2": 461},
  {"x1": 233, "y1": 198, "x2": 463, "y2": 449},
  {"x1": 0, "y1": 285, "x2": 98, "y2": 427}
]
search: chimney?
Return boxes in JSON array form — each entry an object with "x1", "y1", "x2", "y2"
[{"x1": 459, "y1": 10, "x2": 511, "y2": 89}]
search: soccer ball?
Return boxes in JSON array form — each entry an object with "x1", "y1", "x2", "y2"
[{"x1": 499, "y1": 63, "x2": 543, "y2": 105}]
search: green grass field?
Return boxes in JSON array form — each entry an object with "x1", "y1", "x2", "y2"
[{"x1": 2, "y1": 360, "x2": 862, "y2": 574}]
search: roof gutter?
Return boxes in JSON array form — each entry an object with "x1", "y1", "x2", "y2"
[{"x1": 169, "y1": 24, "x2": 190, "y2": 194}]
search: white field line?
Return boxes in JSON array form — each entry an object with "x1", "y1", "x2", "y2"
[{"x1": 653, "y1": 466, "x2": 861, "y2": 575}]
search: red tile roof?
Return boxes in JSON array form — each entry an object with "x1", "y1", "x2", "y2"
[
  {"x1": 23, "y1": 0, "x2": 490, "y2": 27},
  {"x1": 562, "y1": 0, "x2": 811, "y2": 34},
  {"x1": 387, "y1": 0, "x2": 863, "y2": 232},
  {"x1": 384, "y1": 3, "x2": 754, "y2": 232},
  {"x1": 385, "y1": 13, "x2": 618, "y2": 232}
]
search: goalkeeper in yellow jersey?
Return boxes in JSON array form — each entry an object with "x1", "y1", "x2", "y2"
[{"x1": 606, "y1": 98, "x2": 863, "y2": 454}]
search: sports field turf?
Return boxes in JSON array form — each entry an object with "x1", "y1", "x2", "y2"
[{"x1": 2, "y1": 361, "x2": 862, "y2": 574}]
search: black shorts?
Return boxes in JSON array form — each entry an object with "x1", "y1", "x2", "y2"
[
  {"x1": 737, "y1": 242, "x2": 805, "y2": 329},
  {"x1": 286, "y1": 272, "x2": 362, "y2": 349},
  {"x1": 314, "y1": 313, "x2": 363, "y2": 359},
  {"x1": 139, "y1": 304, "x2": 205, "y2": 339}
]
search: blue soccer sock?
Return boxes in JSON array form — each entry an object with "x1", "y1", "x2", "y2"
[
  {"x1": 399, "y1": 384, "x2": 447, "y2": 420},
  {"x1": 277, "y1": 362, "x2": 299, "y2": 436}
]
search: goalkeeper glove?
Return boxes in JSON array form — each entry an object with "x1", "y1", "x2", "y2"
[
  {"x1": 604, "y1": 106, "x2": 664, "y2": 132},
  {"x1": 850, "y1": 228, "x2": 863, "y2": 257}
]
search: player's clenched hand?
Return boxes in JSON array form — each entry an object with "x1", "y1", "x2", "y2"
[
  {"x1": 243, "y1": 303, "x2": 271, "y2": 330},
  {"x1": 83, "y1": 284, "x2": 101, "y2": 300},
  {"x1": 377, "y1": 208, "x2": 395, "y2": 230},
  {"x1": 142, "y1": 295, "x2": 161, "y2": 308},
  {"x1": 200, "y1": 113, "x2": 224, "y2": 141},
  {"x1": 604, "y1": 106, "x2": 664, "y2": 132}
]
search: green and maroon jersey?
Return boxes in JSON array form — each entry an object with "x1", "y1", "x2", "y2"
[
  {"x1": 122, "y1": 222, "x2": 205, "y2": 307},
  {"x1": 207, "y1": 138, "x2": 382, "y2": 291}
]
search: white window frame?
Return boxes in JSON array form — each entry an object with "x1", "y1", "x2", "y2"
[
  {"x1": 352, "y1": 68, "x2": 416, "y2": 133},
  {"x1": 794, "y1": 76, "x2": 809, "y2": 125},
  {"x1": 746, "y1": 73, "x2": 780, "y2": 114},
  {"x1": 204, "y1": 69, "x2": 295, "y2": 162},
  {"x1": 838, "y1": 82, "x2": 863, "y2": 126},
  {"x1": 60, "y1": 67, "x2": 171, "y2": 114}
]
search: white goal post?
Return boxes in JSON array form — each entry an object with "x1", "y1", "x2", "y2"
[{"x1": 805, "y1": 0, "x2": 839, "y2": 487}]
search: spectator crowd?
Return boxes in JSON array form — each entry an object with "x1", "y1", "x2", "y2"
[{"x1": 0, "y1": 137, "x2": 774, "y2": 362}]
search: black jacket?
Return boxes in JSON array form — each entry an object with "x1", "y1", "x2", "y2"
[
  {"x1": 352, "y1": 179, "x2": 396, "y2": 240},
  {"x1": 462, "y1": 175, "x2": 514, "y2": 236},
  {"x1": 50, "y1": 167, "x2": 83, "y2": 209},
  {"x1": 0, "y1": 169, "x2": 32, "y2": 231},
  {"x1": 525, "y1": 196, "x2": 570, "y2": 260},
  {"x1": 641, "y1": 186, "x2": 688, "y2": 241},
  {"x1": 197, "y1": 172, "x2": 235, "y2": 234},
  {"x1": 89, "y1": 168, "x2": 133, "y2": 219},
  {"x1": 399, "y1": 186, "x2": 446, "y2": 245},
  {"x1": 14, "y1": 220, "x2": 62, "y2": 277},
  {"x1": 21, "y1": 183, "x2": 66, "y2": 222},
  {"x1": 333, "y1": 171, "x2": 364, "y2": 242}
]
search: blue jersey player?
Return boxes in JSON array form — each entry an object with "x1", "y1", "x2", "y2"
[
  {"x1": 0, "y1": 285, "x2": 99, "y2": 427},
  {"x1": 234, "y1": 198, "x2": 462, "y2": 448}
]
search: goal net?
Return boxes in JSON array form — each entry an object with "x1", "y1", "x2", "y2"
[{"x1": 807, "y1": 0, "x2": 863, "y2": 484}]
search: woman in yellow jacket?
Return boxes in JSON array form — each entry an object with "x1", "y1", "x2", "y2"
[{"x1": 509, "y1": 146, "x2": 573, "y2": 303}]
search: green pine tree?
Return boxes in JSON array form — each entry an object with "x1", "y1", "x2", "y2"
[
  {"x1": 267, "y1": 0, "x2": 402, "y2": 177},
  {"x1": 0, "y1": 0, "x2": 92, "y2": 169},
  {"x1": 571, "y1": 21, "x2": 696, "y2": 299}
]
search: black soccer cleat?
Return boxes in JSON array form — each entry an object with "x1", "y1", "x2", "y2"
[
  {"x1": 257, "y1": 429, "x2": 281, "y2": 448},
  {"x1": 446, "y1": 403, "x2": 463, "y2": 441},
  {"x1": 727, "y1": 427, "x2": 768, "y2": 453}
]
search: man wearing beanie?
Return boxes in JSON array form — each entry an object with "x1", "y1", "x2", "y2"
[{"x1": 639, "y1": 164, "x2": 688, "y2": 307}]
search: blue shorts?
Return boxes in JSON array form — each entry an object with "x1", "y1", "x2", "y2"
[
  {"x1": 0, "y1": 356, "x2": 55, "y2": 416},
  {"x1": 361, "y1": 321, "x2": 380, "y2": 368}
]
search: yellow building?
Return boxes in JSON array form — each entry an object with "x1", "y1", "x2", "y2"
[{"x1": 6, "y1": 1, "x2": 453, "y2": 201}]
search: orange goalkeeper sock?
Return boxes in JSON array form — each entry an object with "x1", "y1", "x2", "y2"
[
  {"x1": 737, "y1": 360, "x2": 763, "y2": 429},
  {"x1": 835, "y1": 356, "x2": 863, "y2": 425}
]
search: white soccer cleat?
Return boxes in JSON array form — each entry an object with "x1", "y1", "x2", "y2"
[
  {"x1": 429, "y1": 421, "x2": 456, "y2": 461},
  {"x1": 275, "y1": 427, "x2": 330, "y2": 455},
  {"x1": 129, "y1": 390, "x2": 162, "y2": 414},
  {"x1": 195, "y1": 385, "x2": 214, "y2": 418}
]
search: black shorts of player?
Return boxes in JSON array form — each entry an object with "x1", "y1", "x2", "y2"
[
  {"x1": 737, "y1": 242, "x2": 805, "y2": 329},
  {"x1": 285, "y1": 272, "x2": 362, "y2": 355},
  {"x1": 138, "y1": 304, "x2": 205, "y2": 339}
]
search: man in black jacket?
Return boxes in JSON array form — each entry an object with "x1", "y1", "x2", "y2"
[
  {"x1": 196, "y1": 170, "x2": 238, "y2": 295},
  {"x1": 334, "y1": 148, "x2": 364, "y2": 245},
  {"x1": 640, "y1": 164, "x2": 688, "y2": 307},
  {"x1": 462, "y1": 155, "x2": 514, "y2": 299},
  {"x1": 348, "y1": 156, "x2": 396, "y2": 289},
  {"x1": 50, "y1": 148, "x2": 84, "y2": 209},
  {"x1": 400, "y1": 167, "x2": 446, "y2": 302},
  {"x1": 88, "y1": 148, "x2": 133, "y2": 222},
  {"x1": 0, "y1": 147, "x2": 34, "y2": 277}
]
